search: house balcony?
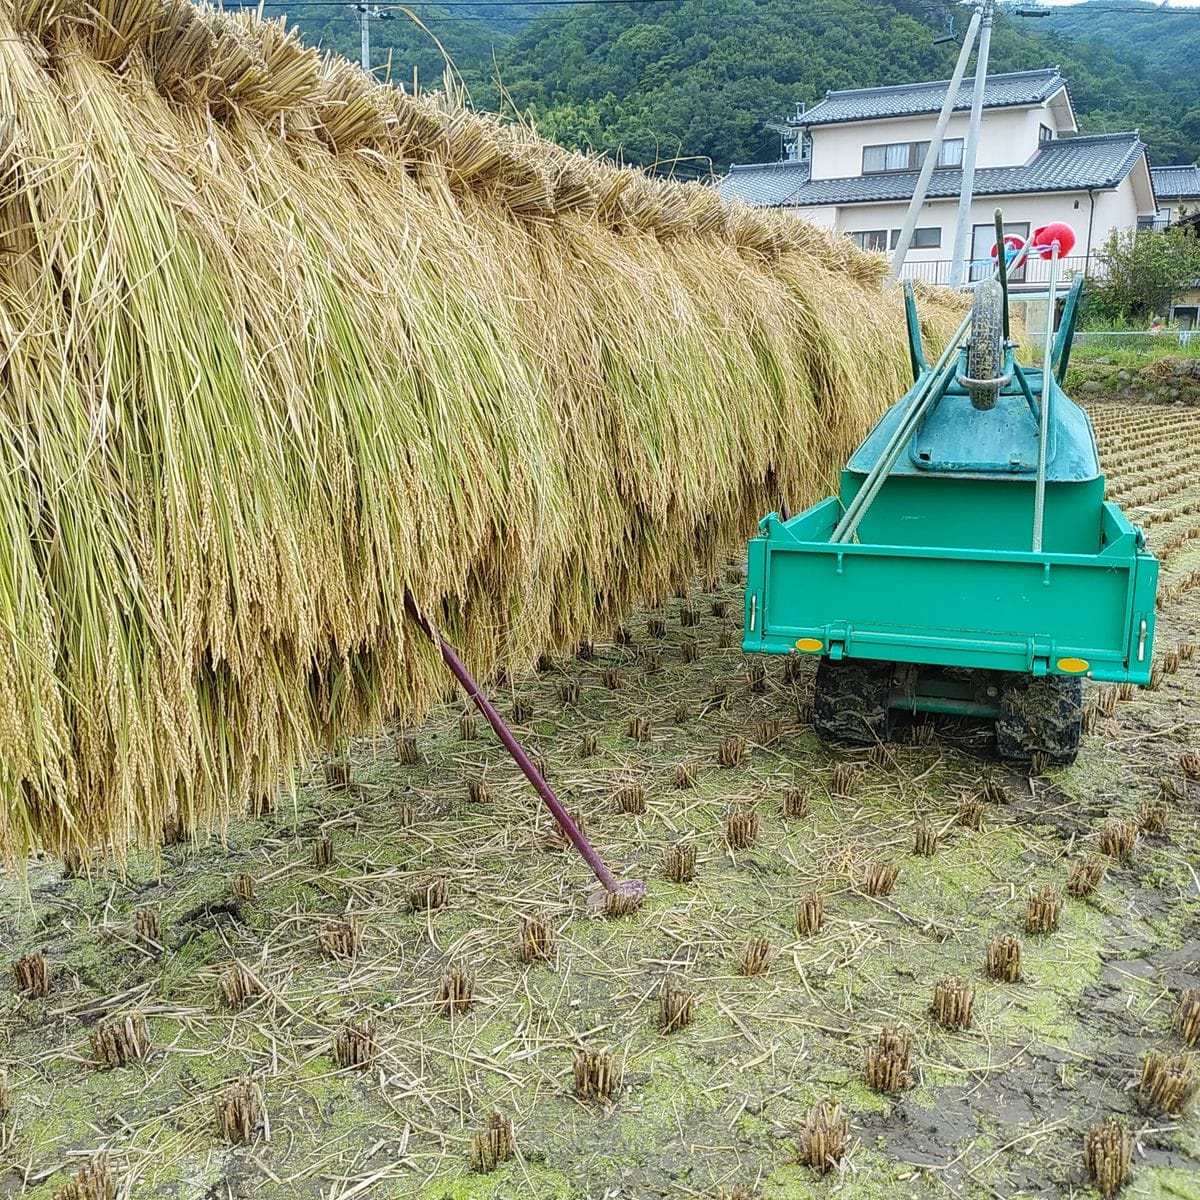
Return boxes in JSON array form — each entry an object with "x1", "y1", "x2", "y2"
[{"x1": 897, "y1": 254, "x2": 1097, "y2": 289}]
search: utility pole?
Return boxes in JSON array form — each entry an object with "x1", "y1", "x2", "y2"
[
  {"x1": 359, "y1": 3, "x2": 370, "y2": 72},
  {"x1": 356, "y1": 4, "x2": 391, "y2": 75},
  {"x1": 949, "y1": 0, "x2": 995, "y2": 287}
]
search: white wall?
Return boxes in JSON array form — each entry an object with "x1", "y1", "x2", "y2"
[
  {"x1": 835, "y1": 198, "x2": 955, "y2": 261},
  {"x1": 785, "y1": 178, "x2": 1154, "y2": 281},
  {"x1": 1091, "y1": 186, "x2": 1140, "y2": 246},
  {"x1": 809, "y1": 105, "x2": 1053, "y2": 181},
  {"x1": 790, "y1": 206, "x2": 838, "y2": 229}
]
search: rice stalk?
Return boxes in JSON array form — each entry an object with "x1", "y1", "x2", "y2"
[{"x1": 0, "y1": 2, "x2": 964, "y2": 861}]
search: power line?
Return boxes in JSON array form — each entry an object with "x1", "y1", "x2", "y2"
[
  {"x1": 220, "y1": 0, "x2": 969, "y2": 32},
  {"x1": 232, "y1": 0, "x2": 965, "y2": 12},
  {"x1": 1008, "y1": 2, "x2": 1200, "y2": 12},
  {"x1": 228, "y1": 0, "x2": 1200, "y2": 9}
]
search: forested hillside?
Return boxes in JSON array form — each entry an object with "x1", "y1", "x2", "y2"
[
  {"x1": 248, "y1": 0, "x2": 1200, "y2": 172},
  {"x1": 1017, "y1": 0, "x2": 1200, "y2": 91},
  {"x1": 255, "y1": 1, "x2": 507, "y2": 89},
  {"x1": 1015, "y1": 0, "x2": 1200, "y2": 167}
]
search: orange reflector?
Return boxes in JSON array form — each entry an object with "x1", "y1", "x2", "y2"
[
  {"x1": 1057, "y1": 657, "x2": 1089, "y2": 674},
  {"x1": 795, "y1": 638, "x2": 824, "y2": 653}
]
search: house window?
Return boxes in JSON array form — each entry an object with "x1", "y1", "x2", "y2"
[
  {"x1": 937, "y1": 139, "x2": 964, "y2": 169},
  {"x1": 849, "y1": 230, "x2": 888, "y2": 251},
  {"x1": 889, "y1": 227, "x2": 943, "y2": 251},
  {"x1": 1039, "y1": 124, "x2": 1054, "y2": 144},
  {"x1": 970, "y1": 221, "x2": 1030, "y2": 283},
  {"x1": 863, "y1": 143, "x2": 911, "y2": 173},
  {"x1": 1138, "y1": 208, "x2": 1172, "y2": 230},
  {"x1": 862, "y1": 138, "x2": 963, "y2": 174}
]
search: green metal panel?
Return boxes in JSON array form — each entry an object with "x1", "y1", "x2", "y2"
[
  {"x1": 849, "y1": 376, "x2": 1100, "y2": 482},
  {"x1": 842, "y1": 474, "x2": 1106, "y2": 554},
  {"x1": 743, "y1": 499, "x2": 1158, "y2": 685}
]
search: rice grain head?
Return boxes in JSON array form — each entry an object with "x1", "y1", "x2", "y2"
[{"x1": 0, "y1": 0, "x2": 965, "y2": 864}]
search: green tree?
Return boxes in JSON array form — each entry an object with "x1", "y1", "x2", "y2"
[
  {"x1": 1091, "y1": 228, "x2": 1200, "y2": 323},
  {"x1": 256, "y1": 1, "x2": 1199, "y2": 173}
]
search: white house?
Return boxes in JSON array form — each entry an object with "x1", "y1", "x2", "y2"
[
  {"x1": 719, "y1": 69, "x2": 1158, "y2": 290},
  {"x1": 1149, "y1": 164, "x2": 1200, "y2": 227},
  {"x1": 1151, "y1": 166, "x2": 1200, "y2": 330}
]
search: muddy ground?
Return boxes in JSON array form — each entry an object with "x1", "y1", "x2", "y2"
[{"x1": 1, "y1": 397, "x2": 1198, "y2": 1200}]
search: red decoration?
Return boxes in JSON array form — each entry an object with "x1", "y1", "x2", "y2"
[{"x1": 1031, "y1": 222, "x2": 1077, "y2": 259}]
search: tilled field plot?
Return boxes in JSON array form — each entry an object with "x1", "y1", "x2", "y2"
[{"x1": 2, "y1": 398, "x2": 1198, "y2": 1200}]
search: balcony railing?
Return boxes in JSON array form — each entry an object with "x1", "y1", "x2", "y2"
[{"x1": 897, "y1": 254, "x2": 1098, "y2": 289}]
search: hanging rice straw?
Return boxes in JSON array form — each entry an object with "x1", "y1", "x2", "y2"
[{"x1": 0, "y1": 0, "x2": 964, "y2": 864}]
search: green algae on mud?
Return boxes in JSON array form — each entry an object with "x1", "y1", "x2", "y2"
[{"x1": 1126, "y1": 1167, "x2": 1200, "y2": 1200}]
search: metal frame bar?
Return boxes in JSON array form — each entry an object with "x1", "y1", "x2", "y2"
[
  {"x1": 888, "y1": 5, "x2": 984, "y2": 285},
  {"x1": 1032, "y1": 243, "x2": 1062, "y2": 552}
]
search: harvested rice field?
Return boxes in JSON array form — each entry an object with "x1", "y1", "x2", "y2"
[{"x1": 2, "y1": 397, "x2": 1199, "y2": 1200}]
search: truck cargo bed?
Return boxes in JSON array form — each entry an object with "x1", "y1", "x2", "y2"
[{"x1": 743, "y1": 496, "x2": 1158, "y2": 684}]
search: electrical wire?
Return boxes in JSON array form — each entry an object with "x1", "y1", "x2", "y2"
[
  {"x1": 1009, "y1": 3, "x2": 1200, "y2": 11},
  {"x1": 226, "y1": 0, "x2": 962, "y2": 12},
  {"x1": 225, "y1": 0, "x2": 1200, "y2": 10}
]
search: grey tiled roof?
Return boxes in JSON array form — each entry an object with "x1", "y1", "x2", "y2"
[
  {"x1": 1151, "y1": 164, "x2": 1200, "y2": 200},
  {"x1": 716, "y1": 160, "x2": 811, "y2": 206},
  {"x1": 719, "y1": 133, "x2": 1146, "y2": 209},
  {"x1": 796, "y1": 69, "x2": 1068, "y2": 127}
]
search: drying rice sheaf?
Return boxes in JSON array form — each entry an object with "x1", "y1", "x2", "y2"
[{"x1": 0, "y1": 1, "x2": 964, "y2": 863}]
